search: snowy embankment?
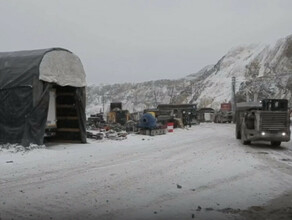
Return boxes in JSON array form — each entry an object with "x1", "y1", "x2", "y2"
[{"x1": 1, "y1": 123, "x2": 292, "y2": 220}]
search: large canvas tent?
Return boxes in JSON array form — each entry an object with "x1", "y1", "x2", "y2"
[{"x1": 0, "y1": 48, "x2": 87, "y2": 146}]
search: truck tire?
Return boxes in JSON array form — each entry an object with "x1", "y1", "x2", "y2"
[
  {"x1": 236, "y1": 129, "x2": 241, "y2": 139},
  {"x1": 242, "y1": 139, "x2": 251, "y2": 145},
  {"x1": 271, "y1": 141, "x2": 281, "y2": 147},
  {"x1": 241, "y1": 129, "x2": 250, "y2": 145}
]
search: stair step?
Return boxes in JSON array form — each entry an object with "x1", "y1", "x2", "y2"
[
  {"x1": 57, "y1": 116, "x2": 78, "y2": 120},
  {"x1": 57, "y1": 93, "x2": 75, "y2": 96},
  {"x1": 57, "y1": 105, "x2": 75, "y2": 108},
  {"x1": 57, "y1": 128, "x2": 80, "y2": 132}
]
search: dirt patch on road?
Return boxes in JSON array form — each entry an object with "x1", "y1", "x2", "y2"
[{"x1": 217, "y1": 191, "x2": 292, "y2": 220}]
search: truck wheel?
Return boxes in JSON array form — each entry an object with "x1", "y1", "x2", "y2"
[
  {"x1": 271, "y1": 141, "x2": 281, "y2": 147},
  {"x1": 241, "y1": 129, "x2": 250, "y2": 145},
  {"x1": 236, "y1": 129, "x2": 241, "y2": 139},
  {"x1": 242, "y1": 139, "x2": 250, "y2": 145}
]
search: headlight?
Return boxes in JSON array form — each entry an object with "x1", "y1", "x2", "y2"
[
  {"x1": 261, "y1": 132, "x2": 266, "y2": 136},
  {"x1": 282, "y1": 132, "x2": 286, "y2": 136}
]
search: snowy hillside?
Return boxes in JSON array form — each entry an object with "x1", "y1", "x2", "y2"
[{"x1": 87, "y1": 34, "x2": 292, "y2": 115}]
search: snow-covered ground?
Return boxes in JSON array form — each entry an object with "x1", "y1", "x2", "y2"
[{"x1": 1, "y1": 123, "x2": 292, "y2": 220}]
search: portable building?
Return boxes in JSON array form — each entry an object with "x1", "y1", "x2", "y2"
[
  {"x1": 0, "y1": 48, "x2": 87, "y2": 146},
  {"x1": 198, "y1": 108, "x2": 215, "y2": 122}
]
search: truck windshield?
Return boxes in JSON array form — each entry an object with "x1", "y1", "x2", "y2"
[{"x1": 262, "y1": 99, "x2": 288, "y2": 111}]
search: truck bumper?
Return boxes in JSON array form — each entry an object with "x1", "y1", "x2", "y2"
[{"x1": 247, "y1": 130, "x2": 290, "y2": 142}]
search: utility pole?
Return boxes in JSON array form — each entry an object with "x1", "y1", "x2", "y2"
[
  {"x1": 231, "y1": 77, "x2": 236, "y2": 113},
  {"x1": 169, "y1": 86, "x2": 174, "y2": 104},
  {"x1": 133, "y1": 93, "x2": 138, "y2": 113},
  {"x1": 102, "y1": 93, "x2": 111, "y2": 116},
  {"x1": 254, "y1": 93, "x2": 258, "y2": 102},
  {"x1": 152, "y1": 81, "x2": 158, "y2": 107},
  {"x1": 246, "y1": 89, "x2": 250, "y2": 102},
  {"x1": 102, "y1": 93, "x2": 105, "y2": 113}
]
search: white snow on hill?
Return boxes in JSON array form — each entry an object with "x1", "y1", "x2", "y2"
[{"x1": 87, "y1": 34, "x2": 292, "y2": 115}]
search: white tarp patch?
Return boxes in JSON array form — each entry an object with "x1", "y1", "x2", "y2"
[{"x1": 39, "y1": 50, "x2": 86, "y2": 87}]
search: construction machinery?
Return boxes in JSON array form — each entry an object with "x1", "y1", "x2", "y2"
[
  {"x1": 88, "y1": 113, "x2": 106, "y2": 128},
  {"x1": 235, "y1": 99, "x2": 290, "y2": 146},
  {"x1": 107, "y1": 102, "x2": 130, "y2": 126},
  {"x1": 157, "y1": 104, "x2": 199, "y2": 127},
  {"x1": 138, "y1": 113, "x2": 166, "y2": 136}
]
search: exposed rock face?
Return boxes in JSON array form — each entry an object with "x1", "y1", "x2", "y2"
[{"x1": 87, "y1": 34, "x2": 292, "y2": 115}]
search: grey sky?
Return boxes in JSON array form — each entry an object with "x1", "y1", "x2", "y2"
[{"x1": 0, "y1": 0, "x2": 291, "y2": 85}]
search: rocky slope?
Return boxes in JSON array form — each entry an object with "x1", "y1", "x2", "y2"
[{"x1": 87, "y1": 34, "x2": 292, "y2": 115}]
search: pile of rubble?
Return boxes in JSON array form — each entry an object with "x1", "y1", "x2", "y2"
[
  {"x1": 87, "y1": 128, "x2": 128, "y2": 141},
  {"x1": 86, "y1": 122, "x2": 131, "y2": 141}
]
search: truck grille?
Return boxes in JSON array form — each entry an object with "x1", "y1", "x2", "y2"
[{"x1": 261, "y1": 112, "x2": 288, "y2": 131}]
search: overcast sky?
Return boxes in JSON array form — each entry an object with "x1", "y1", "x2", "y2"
[{"x1": 0, "y1": 0, "x2": 292, "y2": 85}]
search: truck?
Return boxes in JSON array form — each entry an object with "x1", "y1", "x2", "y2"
[
  {"x1": 214, "y1": 102, "x2": 233, "y2": 123},
  {"x1": 235, "y1": 99, "x2": 290, "y2": 146}
]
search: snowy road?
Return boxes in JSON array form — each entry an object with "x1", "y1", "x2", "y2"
[{"x1": 1, "y1": 123, "x2": 292, "y2": 220}]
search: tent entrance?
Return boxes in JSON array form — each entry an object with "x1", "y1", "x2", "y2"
[{"x1": 45, "y1": 85, "x2": 81, "y2": 142}]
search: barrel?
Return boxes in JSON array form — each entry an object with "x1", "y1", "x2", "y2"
[{"x1": 167, "y1": 122, "x2": 174, "y2": 132}]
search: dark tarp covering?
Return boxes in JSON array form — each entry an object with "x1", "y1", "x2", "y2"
[
  {"x1": 0, "y1": 48, "x2": 62, "y2": 89},
  {"x1": 0, "y1": 48, "x2": 86, "y2": 146}
]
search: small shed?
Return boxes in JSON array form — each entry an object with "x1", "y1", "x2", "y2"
[
  {"x1": 0, "y1": 48, "x2": 87, "y2": 146},
  {"x1": 198, "y1": 108, "x2": 215, "y2": 122}
]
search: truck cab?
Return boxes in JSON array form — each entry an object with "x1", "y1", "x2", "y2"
[{"x1": 235, "y1": 99, "x2": 290, "y2": 146}]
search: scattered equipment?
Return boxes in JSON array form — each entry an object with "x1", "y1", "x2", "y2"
[
  {"x1": 107, "y1": 102, "x2": 130, "y2": 126},
  {"x1": 138, "y1": 113, "x2": 166, "y2": 136},
  {"x1": 88, "y1": 113, "x2": 106, "y2": 128},
  {"x1": 157, "y1": 104, "x2": 199, "y2": 127}
]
